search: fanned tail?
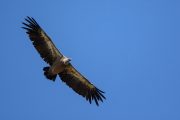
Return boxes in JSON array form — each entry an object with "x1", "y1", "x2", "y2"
[{"x1": 43, "y1": 67, "x2": 57, "y2": 81}]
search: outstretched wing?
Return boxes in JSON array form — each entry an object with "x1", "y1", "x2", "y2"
[
  {"x1": 59, "y1": 64, "x2": 106, "y2": 106},
  {"x1": 22, "y1": 16, "x2": 63, "y2": 65}
]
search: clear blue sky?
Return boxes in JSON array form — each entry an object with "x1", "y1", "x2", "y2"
[{"x1": 0, "y1": 0, "x2": 180, "y2": 120}]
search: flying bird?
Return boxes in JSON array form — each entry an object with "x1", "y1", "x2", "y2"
[{"x1": 22, "y1": 16, "x2": 106, "y2": 106}]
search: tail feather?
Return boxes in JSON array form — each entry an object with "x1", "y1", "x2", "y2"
[{"x1": 43, "y1": 67, "x2": 57, "y2": 81}]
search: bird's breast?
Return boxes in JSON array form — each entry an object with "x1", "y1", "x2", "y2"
[{"x1": 49, "y1": 57, "x2": 66, "y2": 75}]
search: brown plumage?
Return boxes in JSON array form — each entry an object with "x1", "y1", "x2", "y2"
[
  {"x1": 22, "y1": 16, "x2": 63, "y2": 65},
  {"x1": 22, "y1": 16, "x2": 106, "y2": 106},
  {"x1": 59, "y1": 64, "x2": 105, "y2": 105}
]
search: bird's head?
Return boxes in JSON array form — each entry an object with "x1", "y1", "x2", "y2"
[{"x1": 63, "y1": 57, "x2": 72, "y2": 65}]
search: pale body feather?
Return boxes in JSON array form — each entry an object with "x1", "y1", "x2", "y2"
[{"x1": 49, "y1": 56, "x2": 69, "y2": 75}]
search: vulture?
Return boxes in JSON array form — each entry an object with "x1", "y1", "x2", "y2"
[{"x1": 22, "y1": 16, "x2": 105, "y2": 106}]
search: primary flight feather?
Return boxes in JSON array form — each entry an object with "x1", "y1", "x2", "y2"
[{"x1": 22, "y1": 16, "x2": 106, "y2": 106}]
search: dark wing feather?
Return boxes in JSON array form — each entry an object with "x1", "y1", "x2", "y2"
[
  {"x1": 59, "y1": 64, "x2": 106, "y2": 106},
  {"x1": 22, "y1": 16, "x2": 63, "y2": 65}
]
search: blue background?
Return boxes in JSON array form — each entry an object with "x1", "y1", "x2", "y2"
[{"x1": 1, "y1": 0, "x2": 180, "y2": 119}]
